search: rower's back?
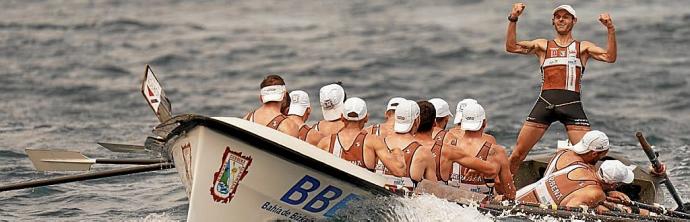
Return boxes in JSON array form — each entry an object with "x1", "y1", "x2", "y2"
[{"x1": 244, "y1": 75, "x2": 299, "y2": 137}]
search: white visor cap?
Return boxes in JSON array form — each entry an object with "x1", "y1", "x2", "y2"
[
  {"x1": 460, "y1": 102, "x2": 485, "y2": 131},
  {"x1": 260, "y1": 85, "x2": 286, "y2": 103},
  {"x1": 599, "y1": 160, "x2": 636, "y2": 184},
  {"x1": 386, "y1": 97, "x2": 406, "y2": 111},
  {"x1": 553, "y1": 5, "x2": 577, "y2": 19},
  {"x1": 343, "y1": 97, "x2": 367, "y2": 121},
  {"x1": 394, "y1": 100, "x2": 420, "y2": 133},
  {"x1": 428, "y1": 98, "x2": 453, "y2": 118},
  {"x1": 571, "y1": 130, "x2": 610, "y2": 154},
  {"x1": 288, "y1": 90, "x2": 310, "y2": 116},
  {"x1": 319, "y1": 84, "x2": 345, "y2": 121},
  {"x1": 454, "y1": 98, "x2": 478, "y2": 124}
]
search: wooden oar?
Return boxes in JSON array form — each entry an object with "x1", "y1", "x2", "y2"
[
  {"x1": 606, "y1": 197, "x2": 690, "y2": 219},
  {"x1": 636, "y1": 132, "x2": 686, "y2": 212},
  {"x1": 0, "y1": 162, "x2": 174, "y2": 192},
  {"x1": 97, "y1": 142, "x2": 147, "y2": 153},
  {"x1": 26, "y1": 149, "x2": 168, "y2": 172}
]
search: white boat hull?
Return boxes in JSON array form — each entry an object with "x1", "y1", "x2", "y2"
[{"x1": 164, "y1": 116, "x2": 388, "y2": 221}]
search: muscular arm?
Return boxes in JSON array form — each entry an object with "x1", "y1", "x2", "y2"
[
  {"x1": 278, "y1": 119, "x2": 300, "y2": 137},
  {"x1": 369, "y1": 137, "x2": 406, "y2": 177},
  {"x1": 564, "y1": 186, "x2": 606, "y2": 208},
  {"x1": 446, "y1": 146, "x2": 499, "y2": 178},
  {"x1": 493, "y1": 146, "x2": 516, "y2": 200},
  {"x1": 585, "y1": 13, "x2": 617, "y2": 63},
  {"x1": 422, "y1": 151, "x2": 438, "y2": 182},
  {"x1": 316, "y1": 137, "x2": 331, "y2": 153},
  {"x1": 305, "y1": 130, "x2": 324, "y2": 146}
]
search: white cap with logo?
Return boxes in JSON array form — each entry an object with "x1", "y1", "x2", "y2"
[
  {"x1": 319, "y1": 84, "x2": 345, "y2": 121},
  {"x1": 571, "y1": 130, "x2": 610, "y2": 154},
  {"x1": 553, "y1": 5, "x2": 577, "y2": 19},
  {"x1": 342, "y1": 97, "x2": 367, "y2": 121},
  {"x1": 460, "y1": 103, "x2": 485, "y2": 131},
  {"x1": 394, "y1": 100, "x2": 420, "y2": 133},
  {"x1": 454, "y1": 98, "x2": 478, "y2": 124},
  {"x1": 599, "y1": 160, "x2": 636, "y2": 184},
  {"x1": 260, "y1": 85, "x2": 287, "y2": 103},
  {"x1": 288, "y1": 90, "x2": 310, "y2": 116},
  {"x1": 429, "y1": 98, "x2": 453, "y2": 118},
  {"x1": 386, "y1": 97, "x2": 406, "y2": 111}
]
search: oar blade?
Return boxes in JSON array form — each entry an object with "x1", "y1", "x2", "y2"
[
  {"x1": 97, "y1": 142, "x2": 146, "y2": 153},
  {"x1": 26, "y1": 149, "x2": 93, "y2": 172}
]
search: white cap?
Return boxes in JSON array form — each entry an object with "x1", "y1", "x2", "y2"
[
  {"x1": 260, "y1": 85, "x2": 286, "y2": 103},
  {"x1": 599, "y1": 160, "x2": 636, "y2": 184},
  {"x1": 454, "y1": 98, "x2": 478, "y2": 124},
  {"x1": 553, "y1": 5, "x2": 577, "y2": 19},
  {"x1": 571, "y1": 130, "x2": 610, "y2": 154},
  {"x1": 394, "y1": 100, "x2": 420, "y2": 133},
  {"x1": 319, "y1": 84, "x2": 345, "y2": 121},
  {"x1": 428, "y1": 98, "x2": 453, "y2": 118},
  {"x1": 343, "y1": 97, "x2": 367, "y2": 121},
  {"x1": 460, "y1": 103, "x2": 485, "y2": 131},
  {"x1": 386, "y1": 97, "x2": 406, "y2": 111},
  {"x1": 288, "y1": 90, "x2": 310, "y2": 116}
]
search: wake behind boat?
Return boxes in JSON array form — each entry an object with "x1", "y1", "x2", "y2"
[{"x1": 1, "y1": 65, "x2": 688, "y2": 221}]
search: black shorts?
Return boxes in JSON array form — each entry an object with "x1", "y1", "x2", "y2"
[{"x1": 526, "y1": 89, "x2": 590, "y2": 126}]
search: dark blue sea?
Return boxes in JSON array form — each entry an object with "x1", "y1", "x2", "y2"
[{"x1": 1, "y1": 0, "x2": 689, "y2": 221}]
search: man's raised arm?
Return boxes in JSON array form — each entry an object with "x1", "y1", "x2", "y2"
[
  {"x1": 584, "y1": 13, "x2": 617, "y2": 63},
  {"x1": 506, "y1": 3, "x2": 534, "y2": 54}
]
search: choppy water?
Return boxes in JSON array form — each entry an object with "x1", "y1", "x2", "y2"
[{"x1": 1, "y1": 0, "x2": 689, "y2": 221}]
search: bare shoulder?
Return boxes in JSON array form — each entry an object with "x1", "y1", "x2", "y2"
[
  {"x1": 365, "y1": 134, "x2": 385, "y2": 149},
  {"x1": 533, "y1": 38, "x2": 548, "y2": 49}
]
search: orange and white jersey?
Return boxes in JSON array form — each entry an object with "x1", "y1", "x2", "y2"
[{"x1": 541, "y1": 40, "x2": 585, "y2": 92}]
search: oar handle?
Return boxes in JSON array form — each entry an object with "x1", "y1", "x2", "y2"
[
  {"x1": 636, "y1": 132, "x2": 685, "y2": 211},
  {"x1": 606, "y1": 197, "x2": 690, "y2": 219},
  {"x1": 636, "y1": 132, "x2": 662, "y2": 171}
]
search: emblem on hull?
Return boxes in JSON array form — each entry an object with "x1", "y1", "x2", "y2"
[{"x1": 210, "y1": 147, "x2": 253, "y2": 203}]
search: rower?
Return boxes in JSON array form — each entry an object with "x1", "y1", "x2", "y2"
[
  {"x1": 313, "y1": 83, "x2": 346, "y2": 136},
  {"x1": 447, "y1": 99, "x2": 497, "y2": 144},
  {"x1": 243, "y1": 75, "x2": 299, "y2": 136},
  {"x1": 382, "y1": 100, "x2": 437, "y2": 190},
  {"x1": 516, "y1": 159, "x2": 635, "y2": 210},
  {"x1": 428, "y1": 98, "x2": 458, "y2": 146},
  {"x1": 452, "y1": 103, "x2": 515, "y2": 199},
  {"x1": 286, "y1": 90, "x2": 323, "y2": 146},
  {"x1": 505, "y1": 3, "x2": 618, "y2": 174},
  {"x1": 414, "y1": 101, "x2": 502, "y2": 197},
  {"x1": 316, "y1": 98, "x2": 406, "y2": 177},
  {"x1": 363, "y1": 97, "x2": 405, "y2": 137}
]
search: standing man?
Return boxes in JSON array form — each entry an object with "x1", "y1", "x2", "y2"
[
  {"x1": 244, "y1": 75, "x2": 300, "y2": 137},
  {"x1": 506, "y1": 3, "x2": 617, "y2": 173},
  {"x1": 286, "y1": 90, "x2": 324, "y2": 146}
]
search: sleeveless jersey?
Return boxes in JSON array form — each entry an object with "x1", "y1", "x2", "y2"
[
  {"x1": 541, "y1": 40, "x2": 585, "y2": 92},
  {"x1": 328, "y1": 131, "x2": 370, "y2": 170},
  {"x1": 516, "y1": 163, "x2": 600, "y2": 206},
  {"x1": 449, "y1": 142, "x2": 493, "y2": 194},
  {"x1": 297, "y1": 124, "x2": 311, "y2": 141},
  {"x1": 245, "y1": 110, "x2": 287, "y2": 130},
  {"x1": 380, "y1": 139, "x2": 420, "y2": 191}
]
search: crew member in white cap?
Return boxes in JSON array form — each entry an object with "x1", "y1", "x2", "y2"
[
  {"x1": 428, "y1": 98, "x2": 458, "y2": 146},
  {"x1": 447, "y1": 98, "x2": 497, "y2": 144},
  {"x1": 516, "y1": 159, "x2": 636, "y2": 209},
  {"x1": 415, "y1": 101, "x2": 505, "y2": 198},
  {"x1": 506, "y1": 3, "x2": 618, "y2": 174},
  {"x1": 316, "y1": 98, "x2": 407, "y2": 177},
  {"x1": 364, "y1": 97, "x2": 405, "y2": 138},
  {"x1": 313, "y1": 83, "x2": 346, "y2": 136},
  {"x1": 453, "y1": 103, "x2": 515, "y2": 199},
  {"x1": 381, "y1": 100, "x2": 437, "y2": 191},
  {"x1": 243, "y1": 75, "x2": 299, "y2": 136},
  {"x1": 286, "y1": 90, "x2": 323, "y2": 146}
]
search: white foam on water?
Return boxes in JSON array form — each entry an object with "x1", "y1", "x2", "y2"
[
  {"x1": 126, "y1": 213, "x2": 178, "y2": 222},
  {"x1": 333, "y1": 194, "x2": 494, "y2": 221}
]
